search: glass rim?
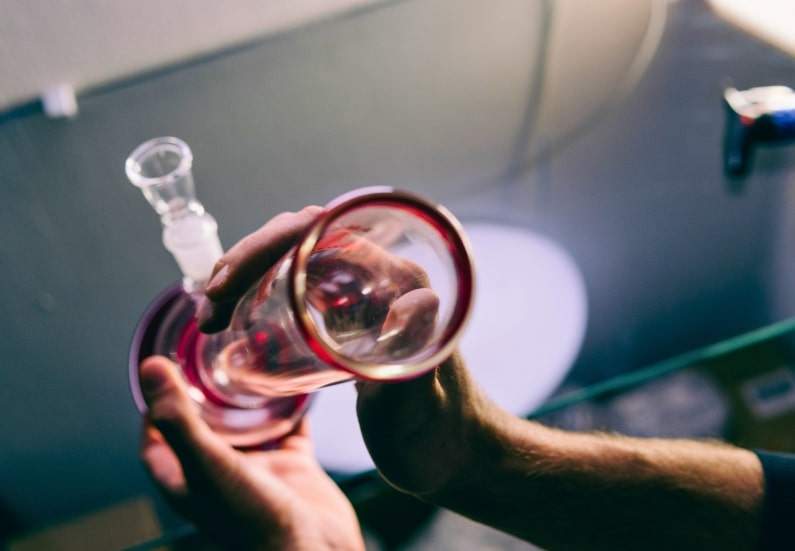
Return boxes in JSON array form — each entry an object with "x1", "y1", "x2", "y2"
[
  {"x1": 288, "y1": 187, "x2": 476, "y2": 381},
  {"x1": 125, "y1": 136, "x2": 194, "y2": 188}
]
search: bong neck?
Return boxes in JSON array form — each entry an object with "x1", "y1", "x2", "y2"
[{"x1": 126, "y1": 137, "x2": 224, "y2": 293}]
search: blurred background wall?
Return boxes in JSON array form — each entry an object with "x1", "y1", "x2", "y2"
[{"x1": 1, "y1": 0, "x2": 795, "y2": 534}]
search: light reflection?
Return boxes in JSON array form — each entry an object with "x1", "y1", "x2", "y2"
[{"x1": 188, "y1": 386, "x2": 206, "y2": 403}]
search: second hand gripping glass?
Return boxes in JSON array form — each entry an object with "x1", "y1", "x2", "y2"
[{"x1": 127, "y1": 137, "x2": 475, "y2": 447}]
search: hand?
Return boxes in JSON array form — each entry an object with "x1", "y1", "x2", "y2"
[
  {"x1": 355, "y1": 353, "x2": 506, "y2": 498},
  {"x1": 139, "y1": 356, "x2": 365, "y2": 551},
  {"x1": 198, "y1": 206, "x2": 505, "y2": 500},
  {"x1": 189, "y1": 210, "x2": 767, "y2": 551}
]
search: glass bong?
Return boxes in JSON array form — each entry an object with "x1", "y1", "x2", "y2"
[{"x1": 127, "y1": 137, "x2": 475, "y2": 447}]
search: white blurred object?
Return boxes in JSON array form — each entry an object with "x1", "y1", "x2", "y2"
[
  {"x1": 1, "y1": 0, "x2": 665, "y2": 168},
  {"x1": 525, "y1": 0, "x2": 667, "y2": 161},
  {"x1": 41, "y1": 84, "x2": 78, "y2": 118},
  {"x1": 708, "y1": 0, "x2": 795, "y2": 58},
  {"x1": 0, "y1": 0, "x2": 385, "y2": 111},
  {"x1": 311, "y1": 223, "x2": 587, "y2": 473},
  {"x1": 460, "y1": 223, "x2": 587, "y2": 415}
]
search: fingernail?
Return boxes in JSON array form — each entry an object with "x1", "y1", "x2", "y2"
[
  {"x1": 195, "y1": 297, "x2": 213, "y2": 328},
  {"x1": 205, "y1": 264, "x2": 230, "y2": 296}
]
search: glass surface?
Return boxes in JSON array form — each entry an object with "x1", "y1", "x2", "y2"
[
  {"x1": 128, "y1": 284, "x2": 311, "y2": 448},
  {"x1": 129, "y1": 187, "x2": 475, "y2": 449},
  {"x1": 304, "y1": 205, "x2": 456, "y2": 367},
  {"x1": 125, "y1": 137, "x2": 199, "y2": 218},
  {"x1": 196, "y1": 189, "x2": 474, "y2": 404}
]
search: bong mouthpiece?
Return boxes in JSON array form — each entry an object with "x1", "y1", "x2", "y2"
[{"x1": 125, "y1": 137, "x2": 223, "y2": 290}]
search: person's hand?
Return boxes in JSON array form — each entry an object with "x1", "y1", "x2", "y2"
[
  {"x1": 139, "y1": 356, "x2": 365, "y2": 551},
  {"x1": 355, "y1": 353, "x2": 506, "y2": 499},
  {"x1": 198, "y1": 206, "x2": 507, "y2": 501}
]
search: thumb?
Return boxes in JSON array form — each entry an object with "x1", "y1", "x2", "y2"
[
  {"x1": 140, "y1": 356, "x2": 242, "y2": 493},
  {"x1": 357, "y1": 287, "x2": 446, "y2": 465},
  {"x1": 356, "y1": 353, "x2": 482, "y2": 496},
  {"x1": 372, "y1": 288, "x2": 439, "y2": 359},
  {"x1": 355, "y1": 360, "x2": 448, "y2": 495}
]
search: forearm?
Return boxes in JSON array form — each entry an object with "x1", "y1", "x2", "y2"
[{"x1": 429, "y1": 411, "x2": 764, "y2": 550}]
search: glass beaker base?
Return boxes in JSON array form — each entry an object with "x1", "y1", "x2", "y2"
[{"x1": 129, "y1": 283, "x2": 310, "y2": 448}]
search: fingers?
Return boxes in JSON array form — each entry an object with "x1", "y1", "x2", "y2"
[
  {"x1": 315, "y1": 232, "x2": 430, "y2": 292},
  {"x1": 139, "y1": 356, "x2": 243, "y2": 494},
  {"x1": 141, "y1": 423, "x2": 187, "y2": 495},
  {"x1": 373, "y1": 288, "x2": 439, "y2": 359},
  {"x1": 199, "y1": 206, "x2": 324, "y2": 333}
]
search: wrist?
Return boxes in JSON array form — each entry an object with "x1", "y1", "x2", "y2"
[{"x1": 423, "y1": 401, "x2": 547, "y2": 511}]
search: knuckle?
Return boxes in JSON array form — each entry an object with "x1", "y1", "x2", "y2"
[
  {"x1": 299, "y1": 205, "x2": 323, "y2": 217},
  {"x1": 272, "y1": 206, "x2": 321, "y2": 223},
  {"x1": 210, "y1": 260, "x2": 227, "y2": 277},
  {"x1": 403, "y1": 259, "x2": 431, "y2": 288},
  {"x1": 270, "y1": 211, "x2": 295, "y2": 223}
]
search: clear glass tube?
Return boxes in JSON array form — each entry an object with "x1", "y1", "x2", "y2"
[
  {"x1": 196, "y1": 188, "x2": 475, "y2": 406},
  {"x1": 127, "y1": 137, "x2": 475, "y2": 446}
]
